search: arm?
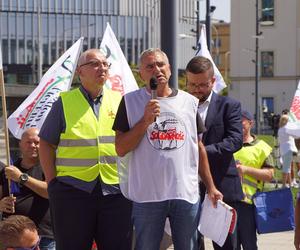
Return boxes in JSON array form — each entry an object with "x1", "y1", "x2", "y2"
[
  {"x1": 236, "y1": 164, "x2": 274, "y2": 182},
  {"x1": 295, "y1": 198, "x2": 300, "y2": 250},
  {"x1": 115, "y1": 99, "x2": 159, "y2": 157},
  {"x1": 39, "y1": 139, "x2": 57, "y2": 184},
  {"x1": 198, "y1": 141, "x2": 223, "y2": 206},
  {"x1": 205, "y1": 100, "x2": 243, "y2": 156},
  {"x1": 4, "y1": 166, "x2": 49, "y2": 199}
]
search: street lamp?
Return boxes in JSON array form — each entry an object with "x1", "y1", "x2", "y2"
[{"x1": 255, "y1": 0, "x2": 260, "y2": 134}]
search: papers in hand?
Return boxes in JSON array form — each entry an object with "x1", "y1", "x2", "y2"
[{"x1": 198, "y1": 194, "x2": 237, "y2": 247}]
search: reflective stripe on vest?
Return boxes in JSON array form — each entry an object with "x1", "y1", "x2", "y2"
[
  {"x1": 58, "y1": 136, "x2": 115, "y2": 147},
  {"x1": 56, "y1": 156, "x2": 117, "y2": 166},
  {"x1": 56, "y1": 88, "x2": 121, "y2": 184},
  {"x1": 234, "y1": 139, "x2": 272, "y2": 204}
]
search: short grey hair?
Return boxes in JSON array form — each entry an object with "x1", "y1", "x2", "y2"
[{"x1": 139, "y1": 48, "x2": 169, "y2": 67}]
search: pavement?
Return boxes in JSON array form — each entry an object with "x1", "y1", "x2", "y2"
[{"x1": 162, "y1": 231, "x2": 295, "y2": 249}]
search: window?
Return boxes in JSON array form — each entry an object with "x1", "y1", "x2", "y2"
[
  {"x1": 261, "y1": 0, "x2": 274, "y2": 25},
  {"x1": 261, "y1": 51, "x2": 274, "y2": 77}
]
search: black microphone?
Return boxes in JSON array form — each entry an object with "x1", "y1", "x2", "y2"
[
  {"x1": 150, "y1": 76, "x2": 158, "y2": 122},
  {"x1": 150, "y1": 76, "x2": 158, "y2": 99}
]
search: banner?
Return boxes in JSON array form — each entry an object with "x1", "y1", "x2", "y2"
[
  {"x1": 8, "y1": 37, "x2": 84, "y2": 139},
  {"x1": 286, "y1": 80, "x2": 300, "y2": 137},
  {"x1": 100, "y1": 23, "x2": 138, "y2": 95},
  {"x1": 195, "y1": 24, "x2": 226, "y2": 93}
]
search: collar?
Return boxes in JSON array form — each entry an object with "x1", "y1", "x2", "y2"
[
  {"x1": 80, "y1": 86, "x2": 103, "y2": 103},
  {"x1": 243, "y1": 134, "x2": 258, "y2": 146},
  {"x1": 199, "y1": 90, "x2": 213, "y2": 106}
]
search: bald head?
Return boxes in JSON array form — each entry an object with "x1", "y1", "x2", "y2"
[{"x1": 19, "y1": 128, "x2": 40, "y2": 160}]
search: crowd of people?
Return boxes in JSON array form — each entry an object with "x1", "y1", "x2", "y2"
[{"x1": 0, "y1": 47, "x2": 299, "y2": 250}]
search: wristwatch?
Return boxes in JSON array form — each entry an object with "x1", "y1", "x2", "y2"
[{"x1": 19, "y1": 173, "x2": 29, "y2": 185}]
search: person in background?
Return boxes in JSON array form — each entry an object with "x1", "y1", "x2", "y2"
[
  {"x1": 39, "y1": 49, "x2": 132, "y2": 250},
  {"x1": 0, "y1": 215, "x2": 41, "y2": 250},
  {"x1": 113, "y1": 48, "x2": 222, "y2": 250},
  {"x1": 234, "y1": 110, "x2": 274, "y2": 250},
  {"x1": 0, "y1": 128, "x2": 54, "y2": 250},
  {"x1": 186, "y1": 56, "x2": 243, "y2": 250},
  {"x1": 278, "y1": 114, "x2": 298, "y2": 188}
]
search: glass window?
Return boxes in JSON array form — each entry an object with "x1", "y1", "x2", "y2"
[
  {"x1": 17, "y1": 15, "x2": 24, "y2": 37},
  {"x1": 10, "y1": 39, "x2": 17, "y2": 64},
  {"x1": 19, "y1": 39, "x2": 25, "y2": 63},
  {"x1": 1, "y1": 13, "x2": 8, "y2": 37},
  {"x1": 26, "y1": 40, "x2": 33, "y2": 63},
  {"x1": 2, "y1": 39, "x2": 9, "y2": 64},
  {"x1": 25, "y1": 14, "x2": 32, "y2": 38},
  {"x1": 261, "y1": 51, "x2": 274, "y2": 77},
  {"x1": 261, "y1": 0, "x2": 274, "y2": 25}
]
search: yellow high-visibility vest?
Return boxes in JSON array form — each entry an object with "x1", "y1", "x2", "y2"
[
  {"x1": 234, "y1": 139, "x2": 272, "y2": 204},
  {"x1": 55, "y1": 87, "x2": 121, "y2": 184}
]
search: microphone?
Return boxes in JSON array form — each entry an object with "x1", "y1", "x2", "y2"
[
  {"x1": 150, "y1": 76, "x2": 158, "y2": 99},
  {"x1": 150, "y1": 76, "x2": 158, "y2": 122}
]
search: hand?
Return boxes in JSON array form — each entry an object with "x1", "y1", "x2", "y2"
[
  {"x1": 5, "y1": 165, "x2": 22, "y2": 182},
  {"x1": 0, "y1": 196, "x2": 16, "y2": 214},
  {"x1": 207, "y1": 187, "x2": 223, "y2": 208},
  {"x1": 143, "y1": 99, "x2": 160, "y2": 125},
  {"x1": 236, "y1": 162, "x2": 246, "y2": 181}
]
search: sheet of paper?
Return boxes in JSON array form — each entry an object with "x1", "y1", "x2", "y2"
[{"x1": 198, "y1": 194, "x2": 233, "y2": 247}]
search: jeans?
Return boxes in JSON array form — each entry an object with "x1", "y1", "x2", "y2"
[
  {"x1": 132, "y1": 198, "x2": 200, "y2": 250},
  {"x1": 39, "y1": 237, "x2": 56, "y2": 250}
]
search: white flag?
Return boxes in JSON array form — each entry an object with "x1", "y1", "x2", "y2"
[
  {"x1": 8, "y1": 37, "x2": 84, "y2": 139},
  {"x1": 286, "y1": 80, "x2": 300, "y2": 137},
  {"x1": 100, "y1": 23, "x2": 138, "y2": 95},
  {"x1": 195, "y1": 24, "x2": 226, "y2": 93},
  {"x1": 0, "y1": 43, "x2": 2, "y2": 70}
]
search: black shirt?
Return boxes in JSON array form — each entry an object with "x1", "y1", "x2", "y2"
[{"x1": 0, "y1": 159, "x2": 53, "y2": 238}]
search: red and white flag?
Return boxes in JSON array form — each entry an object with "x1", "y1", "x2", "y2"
[
  {"x1": 8, "y1": 37, "x2": 84, "y2": 139},
  {"x1": 286, "y1": 80, "x2": 300, "y2": 137},
  {"x1": 100, "y1": 23, "x2": 138, "y2": 95},
  {"x1": 195, "y1": 24, "x2": 226, "y2": 93}
]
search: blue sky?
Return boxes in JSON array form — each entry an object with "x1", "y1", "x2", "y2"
[{"x1": 199, "y1": 0, "x2": 231, "y2": 22}]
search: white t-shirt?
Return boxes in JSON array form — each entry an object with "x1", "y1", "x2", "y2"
[{"x1": 118, "y1": 88, "x2": 199, "y2": 204}]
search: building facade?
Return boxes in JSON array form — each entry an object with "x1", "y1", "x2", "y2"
[
  {"x1": 211, "y1": 22, "x2": 230, "y2": 82},
  {"x1": 0, "y1": 0, "x2": 197, "y2": 110},
  {"x1": 229, "y1": 0, "x2": 300, "y2": 128}
]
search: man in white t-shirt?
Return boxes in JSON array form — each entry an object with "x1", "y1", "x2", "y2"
[{"x1": 113, "y1": 48, "x2": 222, "y2": 250}]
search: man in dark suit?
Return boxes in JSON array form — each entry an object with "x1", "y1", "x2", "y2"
[{"x1": 186, "y1": 56, "x2": 244, "y2": 250}]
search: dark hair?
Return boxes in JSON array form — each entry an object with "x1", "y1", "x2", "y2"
[
  {"x1": 185, "y1": 56, "x2": 214, "y2": 78},
  {"x1": 0, "y1": 215, "x2": 37, "y2": 249}
]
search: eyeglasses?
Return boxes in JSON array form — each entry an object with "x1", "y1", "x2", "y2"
[
  {"x1": 13, "y1": 236, "x2": 41, "y2": 250},
  {"x1": 187, "y1": 81, "x2": 212, "y2": 89},
  {"x1": 79, "y1": 60, "x2": 111, "y2": 69}
]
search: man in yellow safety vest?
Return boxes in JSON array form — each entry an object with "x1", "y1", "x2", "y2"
[
  {"x1": 39, "y1": 49, "x2": 132, "y2": 250},
  {"x1": 234, "y1": 110, "x2": 274, "y2": 250}
]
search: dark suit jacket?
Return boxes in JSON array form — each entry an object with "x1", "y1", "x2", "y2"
[{"x1": 202, "y1": 92, "x2": 244, "y2": 202}]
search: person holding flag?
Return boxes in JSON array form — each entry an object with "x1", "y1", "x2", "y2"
[
  {"x1": 0, "y1": 128, "x2": 55, "y2": 250},
  {"x1": 39, "y1": 49, "x2": 132, "y2": 250}
]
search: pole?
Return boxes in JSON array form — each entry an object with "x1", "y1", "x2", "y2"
[
  {"x1": 206, "y1": 0, "x2": 211, "y2": 51},
  {"x1": 255, "y1": 0, "x2": 260, "y2": 134},
  {"x1": 37, "y1": 0, "x2": 42, "y2": 81},
  {"x1": 196, "y1": 0, "x2": 200, "y2": 49},
  {"x1": 161, "y1": 0, "x2": 178, "y2": 89},
  {"x1": 0, "y1": 51, "x2": 12, "y2": 195}
]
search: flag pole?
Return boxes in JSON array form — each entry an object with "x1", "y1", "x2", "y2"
[{"x1": 0, "y1": 63, "x2": 12, "y2": 195}]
